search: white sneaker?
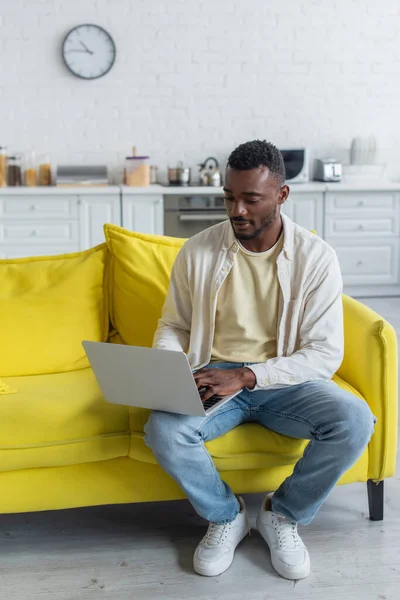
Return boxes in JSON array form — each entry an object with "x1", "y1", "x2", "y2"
[
  {"x1": 256, "y1": 493, "x2": 310, "y2": 580},
  {"x1": 193, "y1": 497, "x2": 250, "y2": 577}
]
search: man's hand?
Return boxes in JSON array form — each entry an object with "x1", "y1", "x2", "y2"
[{"x1": 193, "y1": 367, "x2": 256, "y2": 401}]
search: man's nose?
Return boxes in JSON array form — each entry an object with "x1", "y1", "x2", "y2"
[{"x1": 231, "y1": 201, "x2": 247, "y2": 218}]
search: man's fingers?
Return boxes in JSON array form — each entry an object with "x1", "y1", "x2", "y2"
[
  {"x1": 194, "y1": 371, "x2": 216, "y2": 386},
  {"x1": 201, "y1": 386, "x2": 220, "y2": 402}
]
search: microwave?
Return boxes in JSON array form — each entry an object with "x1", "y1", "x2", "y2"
[{"x1": 280, "y1": 149, "x2": 309, "y2": 183}]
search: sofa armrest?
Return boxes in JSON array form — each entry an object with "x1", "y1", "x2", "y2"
[{"x1": 338, "y1": 295, "x2": 398, "y2": 480}]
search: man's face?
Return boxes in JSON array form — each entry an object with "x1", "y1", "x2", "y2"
[{"x1": 223, "y1": 166, "x2": 289, "y2": 241}]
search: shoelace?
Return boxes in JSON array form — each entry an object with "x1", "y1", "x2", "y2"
[
  {"x1": 272, "y1": 514, "x2": 301, "y2": 550},
  {"x1": 204, "y1": 522, "x2": 232, "y2": 547}
]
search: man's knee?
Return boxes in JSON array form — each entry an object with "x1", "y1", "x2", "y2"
[
  {"x1": 327, "y1": 387, "x2": 376, "y2": 451},
  {"x1": 144, "y1": 411, "x2": 199, "y2": 454}
]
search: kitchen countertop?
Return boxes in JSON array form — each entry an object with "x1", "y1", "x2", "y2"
[
  {"x1": 1, "y1": 180, "x2": 400, "y2": 195},
  {"x1": 128, "y1": 181, "x2": 400, "y2": 194},
  {"x1": 0, "y1": 186, "x2": 121, "y2": 195}
]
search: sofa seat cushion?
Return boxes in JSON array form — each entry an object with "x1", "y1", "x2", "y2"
[
  {"x1": 0, "y1": 368, "x2": 130, "y2": 472},
  {"x1": 0, "y1": 244, "x2": 109, "y2": 377},
  {"x1": 129, "y1": 375, "x2": 369, "y2": 480}
]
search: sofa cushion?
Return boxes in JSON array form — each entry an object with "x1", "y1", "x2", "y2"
[
  {"x1": 0, "y1": 378, "x2": 17, "y2": 395},
  {"x1": 104, "y1": 224, "x2": 185, "y2": 347},
  {"x1": 0, "y1": 368, "x2": 130, "y2": 472},
  {"x1": 0, "y1": 244, "x2": 109, "y2": 377},
  {"x1": 129, "y1": 374, "x2": 369, "y2": 478}
]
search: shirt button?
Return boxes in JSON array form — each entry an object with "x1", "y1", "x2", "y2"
[
  {"x1": 233, "y1": 243, "x2": 238, "y2": 251},
  {"x1": 264, "y1": 378, "x2": 269, "y2": 385}
]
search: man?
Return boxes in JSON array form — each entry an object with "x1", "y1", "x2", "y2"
[{"x1": 144, "y1": 140, "x2": 375, "y2": 580}]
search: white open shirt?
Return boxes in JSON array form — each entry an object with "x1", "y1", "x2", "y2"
[{"x1": 153, "y1": 213, "x2": 344, "y2": 391}]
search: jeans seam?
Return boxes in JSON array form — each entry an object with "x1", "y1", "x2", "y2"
[
  {"x1": 256, "y1": 405, "x2": 317, "y2": 430},
  {"x1": 275, "y1": 437, "x2": 315, "y2": 501},
  {"x1": 198, "y1": 437, "x2": 232, "y2": 501}
]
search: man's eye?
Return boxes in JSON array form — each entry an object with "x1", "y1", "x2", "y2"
[{"x1": 224, "y1": 197, "x2": 234, "y2": 202}]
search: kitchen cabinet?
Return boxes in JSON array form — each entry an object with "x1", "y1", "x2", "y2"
[
  {"x1": 324, "y1": 190, "x2": 400, "y2": 296},
  {"x1": 78, "y1": 193, "x2": 121, "y2": 249},
  {"x1": 0, "y1": 188, "x2": 121, "y2": 257},
  {"x1": 1, "y1": 184, "x2": 400, "y2": 297},
  {"x1": 283, "y1": 192, "x2": 324, "y2": 235},
  {"x1": 121, "y1": 190, "x2": 164, "y2": 235}
]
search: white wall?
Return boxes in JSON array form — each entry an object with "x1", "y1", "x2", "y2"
[{"x1": 1, "y1": 0, "x2": 400, "y2": 182}]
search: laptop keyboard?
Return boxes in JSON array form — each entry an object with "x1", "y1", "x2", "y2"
[{"x1": 202, "y1": 395, "x2": 223, "y2": 411}]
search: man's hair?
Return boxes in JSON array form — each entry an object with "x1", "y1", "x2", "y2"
[{"x1": 227, "y1": 140, "x2": 286, "y2": 186}]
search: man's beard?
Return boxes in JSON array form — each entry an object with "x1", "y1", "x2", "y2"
[{"x1": 230, "y1": 208, "x2": 278, "y2": 241}]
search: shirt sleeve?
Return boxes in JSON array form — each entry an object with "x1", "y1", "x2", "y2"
[
  {"x1": 247, "y1": 255, "x2": 344, "y2": 389},
  {"x1": 152, "y1": 248, "x2": 192, "y2": 353}
]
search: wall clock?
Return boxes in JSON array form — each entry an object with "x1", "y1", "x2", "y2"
[{"x1": 62, "y1": 24, "x2": 116, "y2": 80}]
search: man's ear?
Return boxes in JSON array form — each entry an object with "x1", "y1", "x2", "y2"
[{"x1": 278, "y1": 184, "x2": 290, "y2": 206}]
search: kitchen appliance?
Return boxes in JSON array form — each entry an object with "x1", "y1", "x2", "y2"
[
  {"x1": 314, "y1": 158, "x2": 342, "y2": 182},
  {"x1": 168, "y1": 162, "x2": 191, "y2": 186},
  {"x1": 164, "y1": 194, "x2": 227, "y2": 238},
  {"x1": 198, "y1": 156, "x2": 222, "y2": 187},
  {"x1": 280, "y1": 149, "x2": 309, "y2": 183},
  {"x1": 56, "y1": 165, "x2": 108, "y2": 186}
]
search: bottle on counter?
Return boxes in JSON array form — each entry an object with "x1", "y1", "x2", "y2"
[
  {"x1": 7, "y1": 155, "x2": 22, "y2": 186},
  {"x1": 38, "y1": 154, "x2": 52, "y2": 186},
  {"x1": 150, "y1": 165, "x2": 158, "y2": 184},
  {"x1": 24, "y1": 151, "x2": 37, "y2": 186},
  {"x1": 0, "y1": 146, "x2": 8, "y2": 187}
]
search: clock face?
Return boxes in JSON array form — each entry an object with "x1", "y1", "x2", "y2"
[{"x1": 62, "y1": 24, "x2": 116, "y2": 80}]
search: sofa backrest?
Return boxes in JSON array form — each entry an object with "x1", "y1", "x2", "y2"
[
  {"x1": 104, "y1": 223, "x2": 186, "y2": 348},
  {"x1": 0, "y1": 244, "x2": 109, "y2": 377}
]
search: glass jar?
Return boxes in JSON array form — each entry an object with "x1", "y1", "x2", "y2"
[
  {"x1": 150, "y1": 165, "x2": 158, "y2": 184},
  {"x1": 38, "y1": 154, "x2": 52, "y2": 186},
  {"x1": 24, "y1": 151, "x2": 37, "y2": 186},
  {"x1": 0, "y1": 146, "x2": 8, "y2": 187},
  {"x1": 124, "y1": 156, "x2": 150, "y2": 186},
  {"x1": 7, "y1": 156, "x2": 22, "y2": 186}
]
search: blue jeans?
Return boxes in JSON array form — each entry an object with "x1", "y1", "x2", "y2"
[{"x1": 144, "y1": 363, "x2": 376, "y2": 525}]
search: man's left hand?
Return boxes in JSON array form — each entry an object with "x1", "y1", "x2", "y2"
[{"x1": 193, "y1": 367, "x2": 256, "y2": 401}]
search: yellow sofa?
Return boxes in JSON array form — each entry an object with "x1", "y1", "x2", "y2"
[{"x1": 0, "y1": 224, "x2": 397, "y2": 520}]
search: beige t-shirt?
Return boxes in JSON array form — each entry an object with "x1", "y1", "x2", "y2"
[{"x1": 211, "y1": 234, "x2": 283, "y2": 363}]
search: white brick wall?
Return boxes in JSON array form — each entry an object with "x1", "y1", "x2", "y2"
[{"x1": 1, "y1": 0, "x2": 400, "y2": 182}]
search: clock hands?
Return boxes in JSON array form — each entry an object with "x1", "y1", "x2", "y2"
[
  {"x1": 66, "y1": 41, "x2": 94, "y2": 55},
  {"x1": 79, "y1": 41, "x2": 94, "y2": 55}
]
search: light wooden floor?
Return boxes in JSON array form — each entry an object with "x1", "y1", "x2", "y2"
[{"x1": 1, "y1": 297, "x2": 399, "y2": 600}]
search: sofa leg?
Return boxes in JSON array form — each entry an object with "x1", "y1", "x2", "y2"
[{"x1": 367, "y1": 479, "x2": 384, "y2": 521}]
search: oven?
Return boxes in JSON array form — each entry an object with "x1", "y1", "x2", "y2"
[{"x1": 164, "y1": 194, "x2": 228, "y2": 238}]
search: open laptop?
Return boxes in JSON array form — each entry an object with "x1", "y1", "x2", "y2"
[{"x1": 82, "y1": 341, "x2": 240, "y2": 417}]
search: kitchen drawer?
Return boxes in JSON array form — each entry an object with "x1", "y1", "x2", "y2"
[
  {"x1": 326, "y1": 192, "x2": 398, "y2": 214},
  {"x1": 328, "y1": 239, "x2": 399, "y2": 285},
  {"x1": 0, "y1": 221, "x2": 79, "y2": 245},
  {"x1": 0, "y1": 245, "x2": 78, "y2": 259},
  {"x1": 325, "y1": 214, "x2": 399, "y2": 237},
  {"x1": 0, "y1": 195, "x2": 78, "y2": 219}
]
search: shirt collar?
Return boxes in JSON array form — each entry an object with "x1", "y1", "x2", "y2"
[{"x1": 222, "y1": 212, "x2": 294, "y2": 260}]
